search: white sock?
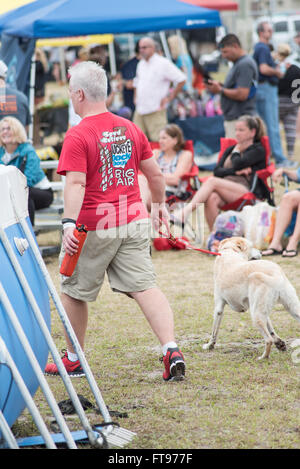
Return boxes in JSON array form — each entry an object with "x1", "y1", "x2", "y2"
[
  {"x1": 67, "y1": 350, "x2": 78, "y2": 362},
  {"x1": 162, "y1": 342, "x2": 178, "y2": 356}
]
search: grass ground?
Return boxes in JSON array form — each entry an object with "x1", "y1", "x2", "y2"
[
  {"x1": 15, "y1": 234, "x2": 300, "y2": 449},
  {"x1": 14, "y1": 179, "x2": 300, "y2": 449},
  {"x1": 10, "y1": 79, "x2": 300, "y2": 449}
]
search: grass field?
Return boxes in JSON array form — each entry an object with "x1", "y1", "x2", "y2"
[
  {"x1": 10, "y1": 84, "x2": 300, "y2": 449},
  {"x1": 15, "y1": 233, "x2": 300, "y2": 449},
  {"x1": 13, "y1": 178, "x2": 300, "y2": 449}
]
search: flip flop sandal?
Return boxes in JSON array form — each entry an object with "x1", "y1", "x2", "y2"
[
  {"x1": 261, "y1": 248, "x2": 283, "y2": 256},
  {"x1": 282, "y1": 249, "x2": 298, "y2": 258}
]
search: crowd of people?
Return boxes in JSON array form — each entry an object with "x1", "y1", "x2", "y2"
[{"x1": 0, "y1": 26, "x2": 299, "y2": 382}]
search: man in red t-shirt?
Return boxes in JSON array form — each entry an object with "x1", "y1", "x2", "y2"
[{"x1": 45, "y1": 61, "x2": 185, "y2": 382}]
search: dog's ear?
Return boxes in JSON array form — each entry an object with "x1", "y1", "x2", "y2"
[
  {"x1": 219, "y1": 238, "x2": 232, "y2": 251},
  {"x1": 235, "y1": 237, "x2": 249, "y2": 253}
]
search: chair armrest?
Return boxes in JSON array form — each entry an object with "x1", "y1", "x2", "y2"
[{"x1": 256, "y1": 162, "x2": 276, "y2": 179}]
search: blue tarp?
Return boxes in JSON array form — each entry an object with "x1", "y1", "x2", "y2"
[
  {"x1": 176, "y1": 115, "x2": 225, "y2": 154},
  {"x1": 0, "y1": 0, "x2": 221, "y2": 38},
  {"x1": 0, "y1": 34, "x2": 35, "y2": 93}
]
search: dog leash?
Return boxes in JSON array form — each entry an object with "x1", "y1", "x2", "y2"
[{"x1": 158, "y1": 218, "x2": 221, "y2": 256}]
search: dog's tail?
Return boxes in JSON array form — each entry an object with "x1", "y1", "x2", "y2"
[{"x1": 249, "y1": 271, "x2": 300, "y2": 323}]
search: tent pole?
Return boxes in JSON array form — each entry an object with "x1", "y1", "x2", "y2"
[
  {"x1": 28, "y1": 52, "x2": 36, "y2": 143},
  {"x1": 159, "y1": 31, "x2": 172, "y2": 61},
  {"x1": 128, "y1": 34, "x2": 135, "y2": 58},
  {"x1": 108, "y1": 41, "x2": 117, "y2": 76},
  {"x1": 59, "y1": 46, "x2": 67, "y2": 83}
]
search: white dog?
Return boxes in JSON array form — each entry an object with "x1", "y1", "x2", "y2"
[{"x1": 203, "y1": 237, "x2": 300, "y2": 359}]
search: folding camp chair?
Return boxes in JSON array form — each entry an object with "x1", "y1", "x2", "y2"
[
  {"x1": 149, "y1": 140, "x2": 202, "y2": 244},
  {"x1": 199, "y1": 135, "x2": 275, "y2": 212},
  {"x1": 149, "y1": 140, "x2": 200, "y2": 207}
]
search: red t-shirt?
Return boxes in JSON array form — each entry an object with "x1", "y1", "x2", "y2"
[{"x1": 58, "y1": 112, "x2": 152, "y2": 230}]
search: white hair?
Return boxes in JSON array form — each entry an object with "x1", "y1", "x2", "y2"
[{"x1": 68, "y1": 61, "x2": 107, "y2": 102}]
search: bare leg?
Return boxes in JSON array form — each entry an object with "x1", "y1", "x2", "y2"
[
  {"x1": 61, "y1": 293, "x2": 88, "y2": 353},
  {"x1": 205, "y1": 192, "x2": 223, "y2": 231},
  {"x1": 130, "y1": 288, "x2": 175, "y2": 345},
  {"x1": 264, "y1": 191, "x2": 300, "y2": 253},
  {"x1": 285, "y1": 202, "x2": 300, "y2": 253},
  {"x1": 181, "y1": 177, "x2": 248, "y2": 222}
]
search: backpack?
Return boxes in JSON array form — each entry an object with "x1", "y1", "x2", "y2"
[
  {"x1": 240, "y1": 202, "x2": 277, "y2": 250},
  {"x1": 207, "y1": 210, "x2": 244, "y2": 252}
]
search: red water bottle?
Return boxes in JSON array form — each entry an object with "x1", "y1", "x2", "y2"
[{"x1": 60, "y1": 224, "x2": 88, "y2": 277}]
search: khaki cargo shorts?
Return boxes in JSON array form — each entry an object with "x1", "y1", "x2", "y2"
[
  {"x1": 133, "y1": 109, "x2": 167, "y2": 142},
  {"x1": 60, "y1": 219, "x2": 156, "y2": 302}
]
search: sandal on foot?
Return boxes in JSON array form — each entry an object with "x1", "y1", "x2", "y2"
[
  {"x1": 282, "y1": 249, "x2": 298, "y2": 258},
  {"x1": 261, "y1": 248, "x2": 283, "y2": 256}
]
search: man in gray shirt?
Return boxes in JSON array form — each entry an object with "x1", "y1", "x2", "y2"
[{"x1": 206, "y1": 34, "x2": 258, "y2": 138}]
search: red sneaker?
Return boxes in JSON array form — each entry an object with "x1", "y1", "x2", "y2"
[
  {"x1": 161, "y1": 347, "x2": 185, "y2": 381},
  {"x1": 45, "y1": 351, "x2": 85, "y2": 378}
]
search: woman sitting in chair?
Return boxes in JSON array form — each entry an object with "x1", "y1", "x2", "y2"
[
  {"x1": 262, "y1": 167, "x2": 300, "y2": 258},
  {"x1": 138, "y1": 123, "x2": 193, "y2": 211},
  {"x1": 172, "y1": 115, "x2": 266, "y2": 231},
  {"x1": 0, "y1": 116, "x2": 53, "y2": 227}
]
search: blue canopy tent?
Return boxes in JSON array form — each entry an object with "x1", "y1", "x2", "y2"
[
  {"x1": 0, "y1": 0, "x2": 222, "y2": 145},
  {"x1": 0, "y1": 0, "x2": 221, "y2": 37}
]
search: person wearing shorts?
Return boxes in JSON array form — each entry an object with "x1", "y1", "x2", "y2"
[{"x1": 45, "y1": 61, "x2": 185, "y2": 382}]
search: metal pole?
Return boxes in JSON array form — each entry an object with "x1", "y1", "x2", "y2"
[
  {"x1": 128, "y1": 34, "x2": 135, "y2": 58},
  {"x1": 0, "y1": 226, "x2": 102, "y2": 448},
  {"x1": 0, "y1": 283, "x2": 77, "y2": 449},
  {"x1": 159, "y1": 31, "x2": 172, "y2": 61},
  {"x1": 28, "y1": 54, "x2": 36, "y2": 142},
  {"x1": 0, "y1": 410, "x2": 19, "y2": 449},
  {"x1": 9, "y1": 199, "x2": 112, "y2": 425},
  {"x1": 269, "y1": 0, "x2": 276, "y2": 19},
  {"x1": 6, "y1": 183, "x2": 136, "y2": 448},
  {"x1": 59, "y1": 47, "x2": 67, "y2": 83},
  {"x1": 108, "y1": 41, "x2": 117, "y2": 76},
  {"x1": 0, "y1": 336, "x2": 57, "y2": 449}
]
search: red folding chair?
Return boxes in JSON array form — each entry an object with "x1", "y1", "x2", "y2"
[
  {"x1": 149, "y1": 140, "x2": 200, "y2": 206},
  {"x1": 199, "y1": 136, "x2": 275, "y2": 212},
  {"x1": 149, "y1": 140, "x2": 203, "y2": 246}
]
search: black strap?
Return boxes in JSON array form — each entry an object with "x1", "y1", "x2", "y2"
[
  {"x1": 57, "y1": 394, "x2": 129, "y2": 418},
  {"x1": 62, "y1": 218, "x2": 77, "y2": 225},
  {"x1": 19, "y1": 154, "x2": 27, "y2": 174}
]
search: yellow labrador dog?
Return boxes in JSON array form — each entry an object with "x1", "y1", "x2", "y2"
[{"x1": 203, "y1": 237, "x2": 300, "y2": 360}]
